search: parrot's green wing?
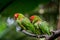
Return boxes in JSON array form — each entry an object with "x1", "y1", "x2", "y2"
[
  {"x1": 21, "y1": 17, "x2": 35, "y2": 33},
  {"x1": 39, "y1": 21, "x2": 51, "y2": 35},
  {"x1": 16, "y1": 18, "x2": 26, "y2": 30},
  {"x1": 34, "y1": 22, "x2": 41, "y2": 35}
]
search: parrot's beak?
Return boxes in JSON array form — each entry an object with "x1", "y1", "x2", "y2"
[{"x1": 14, "y1": 13, "x2": 19, "y2": 20}]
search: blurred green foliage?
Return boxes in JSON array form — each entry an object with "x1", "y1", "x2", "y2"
[{"x1": 0, "y1": 0, "x2": 51, "y2": 17}]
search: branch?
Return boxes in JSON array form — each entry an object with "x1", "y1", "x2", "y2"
[
  {"x1": 21, "y1": 30, "x2": 60, "y2": 40},
  {"x1": 22, "y1": 30, "x2": 37, "y2": 37},
  {"x1": 46, "y1": 30, "x2": 60, "y2": 40},
  {"x1": 21, "y1": 30, "x2": 48, "y2": 38}
]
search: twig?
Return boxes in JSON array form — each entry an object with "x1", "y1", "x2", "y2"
[
  {"x1": 21, "y1": 30, "x2": 60, "y2": 40},
  {"x1": 22, "y1": 30, "x2": 37, "y2": 37},
  {"x1": 21, "y1": 30, "x2": 48, "y2": 38},
  {"x1": 46, "y1": 30, "x2": 60, "y2": 40}
]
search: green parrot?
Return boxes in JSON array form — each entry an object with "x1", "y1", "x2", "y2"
[
  {"x1": 30, "y1": 15, "x2": 51, "y2": 35},
  {"x1": 14, "y1": 13, "x2": 35, "y2": 33}
]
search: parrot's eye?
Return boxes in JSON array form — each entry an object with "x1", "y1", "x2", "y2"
[
  {"x1": 14, "y1": 13, "x2": 19, "y2": 20},
  {"x1": 30, "y1": 16, "x2": 35, "y2": 22}
]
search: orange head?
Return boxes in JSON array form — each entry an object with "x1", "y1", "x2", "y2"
[
  {"x1": 30, "y1": 15, "x2": 35, "y2": 22},
  {"x1": 14, "y1": 13, "x2": 19, "y2": 20},
  {"x1": 30, "y1": 15, "x2": 41, "y2": 22}
]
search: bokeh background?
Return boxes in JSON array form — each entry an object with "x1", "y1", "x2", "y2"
[{"x1": 0, "y1": 0, "x2": 59, "y2": 40}]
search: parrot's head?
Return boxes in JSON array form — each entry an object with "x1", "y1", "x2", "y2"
[
  {"x1": 14, "y1": 13, "x2": 24, "y2": 20},
  {"x1": 30, "y1": 15, "x2": 41, "y2": 23},
  {"x1": 30, "y1": 15, "x2": 35, "y2": 22}
]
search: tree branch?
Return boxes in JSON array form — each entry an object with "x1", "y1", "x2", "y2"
[
  {"x1": 21, "y1": 30, "x2": 60, "y2": 40},
  {"x1": 47, "y1": 30, "x2": 60, "y2": 40}
]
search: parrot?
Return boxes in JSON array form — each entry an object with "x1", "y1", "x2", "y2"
[
  {"x1": 14, "y1": 13, "x2": 35, "y2": 33},
  {"x1": 30, "y1": 15, "x2": 51, "y2": 35}
]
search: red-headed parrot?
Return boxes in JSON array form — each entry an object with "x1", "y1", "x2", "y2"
[
  {"x1": 14, "y1": 13, "x2": 35, "y2": 33},
  {"x1": 30, "y1": 15, "x2": 51, "y2": 35}
]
